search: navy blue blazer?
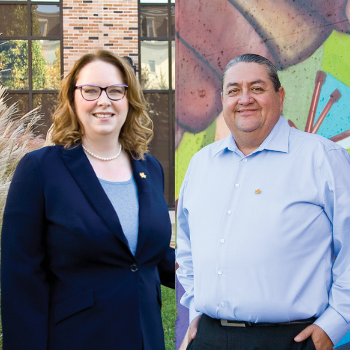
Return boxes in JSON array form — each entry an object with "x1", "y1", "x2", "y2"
[{"x1": 1, "y1": 144, "x2": 175, "y2": 350}]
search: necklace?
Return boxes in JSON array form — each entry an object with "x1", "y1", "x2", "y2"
[{"x1": 82, "y1": 144, "x2": 122, "y2": 161}]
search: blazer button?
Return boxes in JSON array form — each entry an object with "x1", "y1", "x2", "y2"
[{"x1": 130, "y1": 264, "x2": 138, "y2": 272}]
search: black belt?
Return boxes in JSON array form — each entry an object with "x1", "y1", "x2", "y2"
[{"x1": 220, "y1": 317, "x2": 316, "y2": 327}]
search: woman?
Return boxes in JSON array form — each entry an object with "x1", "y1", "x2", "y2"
[{"x1": 1, "y1": 50, "x2": 174, "y2": 350}]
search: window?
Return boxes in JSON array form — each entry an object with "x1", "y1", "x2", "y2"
[
  {"x1": 139, "y1": 0, "x2": 175, "y2": 208},
  {"x1": 149, "y1": 60, "x2": 156, "y2": 72},
  {"x1": 0, "y1": 0, "x2": 62, "y2": 136}
]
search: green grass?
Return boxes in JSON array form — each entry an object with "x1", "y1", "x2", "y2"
[
  {"x1": 0, "y1": 305, "x2": 2, "y2": 349},
  {"x1": 161, "y1": 285, "x2": 176, "y2": 350}
]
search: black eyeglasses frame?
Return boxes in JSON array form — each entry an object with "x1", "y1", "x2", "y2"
[{"x1": 75, "y1": 84, "x2": 129, "y2": 101}]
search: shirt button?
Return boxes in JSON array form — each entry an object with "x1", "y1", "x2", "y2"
[
  {"x1": 218, "y1": 270, "x2": 223, "y2": 275},
  {"x1": 130, "y1": 264, "x2": 138, "y2": 272},
  {"x1": 235, "y1": 184, "x2": 240, "y2": 188},
  {"x1": 220, "y1": 239, "x2": 225, "y2": 243},
  {"x1": 227, "y1": 210, "x2": 232, "y2": 215},
  {"x1": 243, "y1": 158, "x2": 247, "y2": 162},
  {"x1": 221, "y1": 302, "x2": 225, "y2": 307}
]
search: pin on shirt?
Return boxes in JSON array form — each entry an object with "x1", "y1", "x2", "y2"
[
  {"x1": 255, "y1": 189, "x2": 261, "y2": 194},
  {"x1": 140, "y1": 172, "x2": 147, "y2": 179}
]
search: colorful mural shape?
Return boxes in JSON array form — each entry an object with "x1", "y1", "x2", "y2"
[{"x1": 175, "y1": 1, "x2": 350, "y2": 349}]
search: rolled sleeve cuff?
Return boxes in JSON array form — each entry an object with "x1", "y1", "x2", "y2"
[
  {"x1": 314, "y1": 306, "x2": 350, "y2": 345},
  {"x1": 189, "y1": 299, "x2": 203, "y2": 324}
]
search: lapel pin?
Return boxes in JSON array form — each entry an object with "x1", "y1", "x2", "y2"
[
  {"x1": 255, "y1": 189, "x2": 261, "y2": 194},
  {"x1": 140, "y1": 172, "x2": 147, "y2": 179}
]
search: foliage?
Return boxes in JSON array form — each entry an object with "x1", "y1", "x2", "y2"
[
  {"x1": 141, "y1": 66, "x2": 169, "y2": 90},
  {"x1": 158, "y1": 69, "x2": 169, "y2": 90},
  {"x1": 0, "y1": 86, "x2": 45, "y2": 226},
  {"x1": 0, "y1": 40, "x2": 60, "y2": 91},
  {"x1": 141, "y1": 66, "x2": 153, "y2": 90},
  {"x1": 0, "y1": 6, "x2": 60, "y2": 91},
  {"x1": 32, "y1": 41, "x2": 47, "y2": 90},
  {"x1": 44, "y1": 46, "x2": 61, "y2": 90},
  {"x1": 0, "y1": 40, "x2": 29, "y2": 90},
  {"x1": 161, "y1": 286, "x2": 176, "y2": 350},
  {"x1": 0, "y1": 5, "x2": 27, "y2": 37},
  {"x1": 31, "y1": 5, "x2": 42, "y2": 37}
]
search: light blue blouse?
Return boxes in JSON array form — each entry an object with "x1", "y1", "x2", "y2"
[{"x1": 99, "y1": 175, "x2": 139, "y2": 255}]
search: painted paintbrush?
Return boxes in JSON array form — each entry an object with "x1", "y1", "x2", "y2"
[
  {"x1": 330, "y1": 129, "x2": 350, "y2": 143},
  {"x1": 312, "y1": 89, "x2": 341, "y2": 134},
  {"x1": 305, "y1": 71, "x2": 327, "y2": 132}
]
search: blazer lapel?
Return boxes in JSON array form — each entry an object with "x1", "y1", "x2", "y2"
[
  {"x1": 60, "y1": 145, "x2": 130, "y2": 249},
  {"x1": 131, "y1": 158, "x2": 152, "y2": 256}
]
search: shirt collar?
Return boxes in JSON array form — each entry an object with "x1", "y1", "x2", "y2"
[{"x1": 214, "y1": 116, "x2": 290, "y2": 157}]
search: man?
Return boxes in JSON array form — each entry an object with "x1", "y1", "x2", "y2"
[{"x1": 176, "y1": 54, "x2": 350, "y2": 350}]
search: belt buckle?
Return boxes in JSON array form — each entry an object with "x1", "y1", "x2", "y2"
[{"x1": 221, "y1": 319, "x2": 246, "y2": 327}]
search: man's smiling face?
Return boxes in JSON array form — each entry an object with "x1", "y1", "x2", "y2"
[{"x1": 221, "y1": 62, "x2": 285, "y2": 142}]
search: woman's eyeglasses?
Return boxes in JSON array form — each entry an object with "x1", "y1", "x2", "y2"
[{"x1": 75, "y1": 84, "x2": 128, "y2": 101}]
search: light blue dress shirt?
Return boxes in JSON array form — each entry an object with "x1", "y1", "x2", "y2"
[{"x1": 176, "y1": 116, "x2": 350, "y2": 345}]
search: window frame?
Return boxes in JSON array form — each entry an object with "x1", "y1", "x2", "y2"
[
  {"x1": 0, "y1": 0, "x2": 63, "y2": 112},
  {"x1": 138, "y1": 0, "x2": 175, "y2": 208}
]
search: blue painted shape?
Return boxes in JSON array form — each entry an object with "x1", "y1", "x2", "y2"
[
  {"x1": 176, "y1": 275, "x2": 189, "y2": 350},
  {"x1": 313, "y1": 73, "x2": 350, "y2": 139},
  {"x1": 336, "y1": 343, "x2": 350, "y2": 350},
  {"x1": 335, "y1": 331, "x2": 350, "y2": 348}
]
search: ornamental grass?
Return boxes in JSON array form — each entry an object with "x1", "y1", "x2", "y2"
[{"x1": 0, "y1": 86, "x2": 45, "y2": 228}]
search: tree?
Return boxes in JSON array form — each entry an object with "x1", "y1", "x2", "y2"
[{"x1": 0, "y1": 6, "x2": 60, "y2": 91}]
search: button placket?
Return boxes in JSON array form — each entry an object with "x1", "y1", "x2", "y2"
[{"x1": 217, "y1": 153, "x2": 243, "y2": 313}]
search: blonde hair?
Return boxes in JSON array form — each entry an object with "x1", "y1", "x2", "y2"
[{"x1": 50, "y1": 50, "x2": 153, "y2": 159}]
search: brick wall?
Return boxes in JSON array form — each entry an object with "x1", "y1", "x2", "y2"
[{"x1": 63, "y1": 0, "x2": 138, "y2": 75}]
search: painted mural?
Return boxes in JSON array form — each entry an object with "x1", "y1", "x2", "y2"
[{"x1": 175, "y1": 1, "x2": 350, "y2": 349}]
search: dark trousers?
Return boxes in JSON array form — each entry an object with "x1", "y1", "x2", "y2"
[{"x1": 187, "y1": 314, "x2": 316, "y2": 350}]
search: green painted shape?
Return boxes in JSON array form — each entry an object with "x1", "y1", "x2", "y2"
[
  {"x1": 278, "y1": 45, "x2": 324, "y2": 131},
  {"x1": 175, "y1": 120, "x2": 216, "y2": 200},
  {"x1": 322, "y1": 30, "x2": 350, "y2": 88}
]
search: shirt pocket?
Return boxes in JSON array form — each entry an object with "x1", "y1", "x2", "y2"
[{"x1": 54, "y1": 288, "x2": 94, "y2": 324}]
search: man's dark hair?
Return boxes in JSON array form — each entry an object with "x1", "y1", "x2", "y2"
[{"x1": 222, "y1": 54, "x2": 281, "y2": 92}]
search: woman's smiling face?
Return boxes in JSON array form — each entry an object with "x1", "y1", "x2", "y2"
[{"x1": 74, "y1": 60, "x2": 129, "y2": 142}]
